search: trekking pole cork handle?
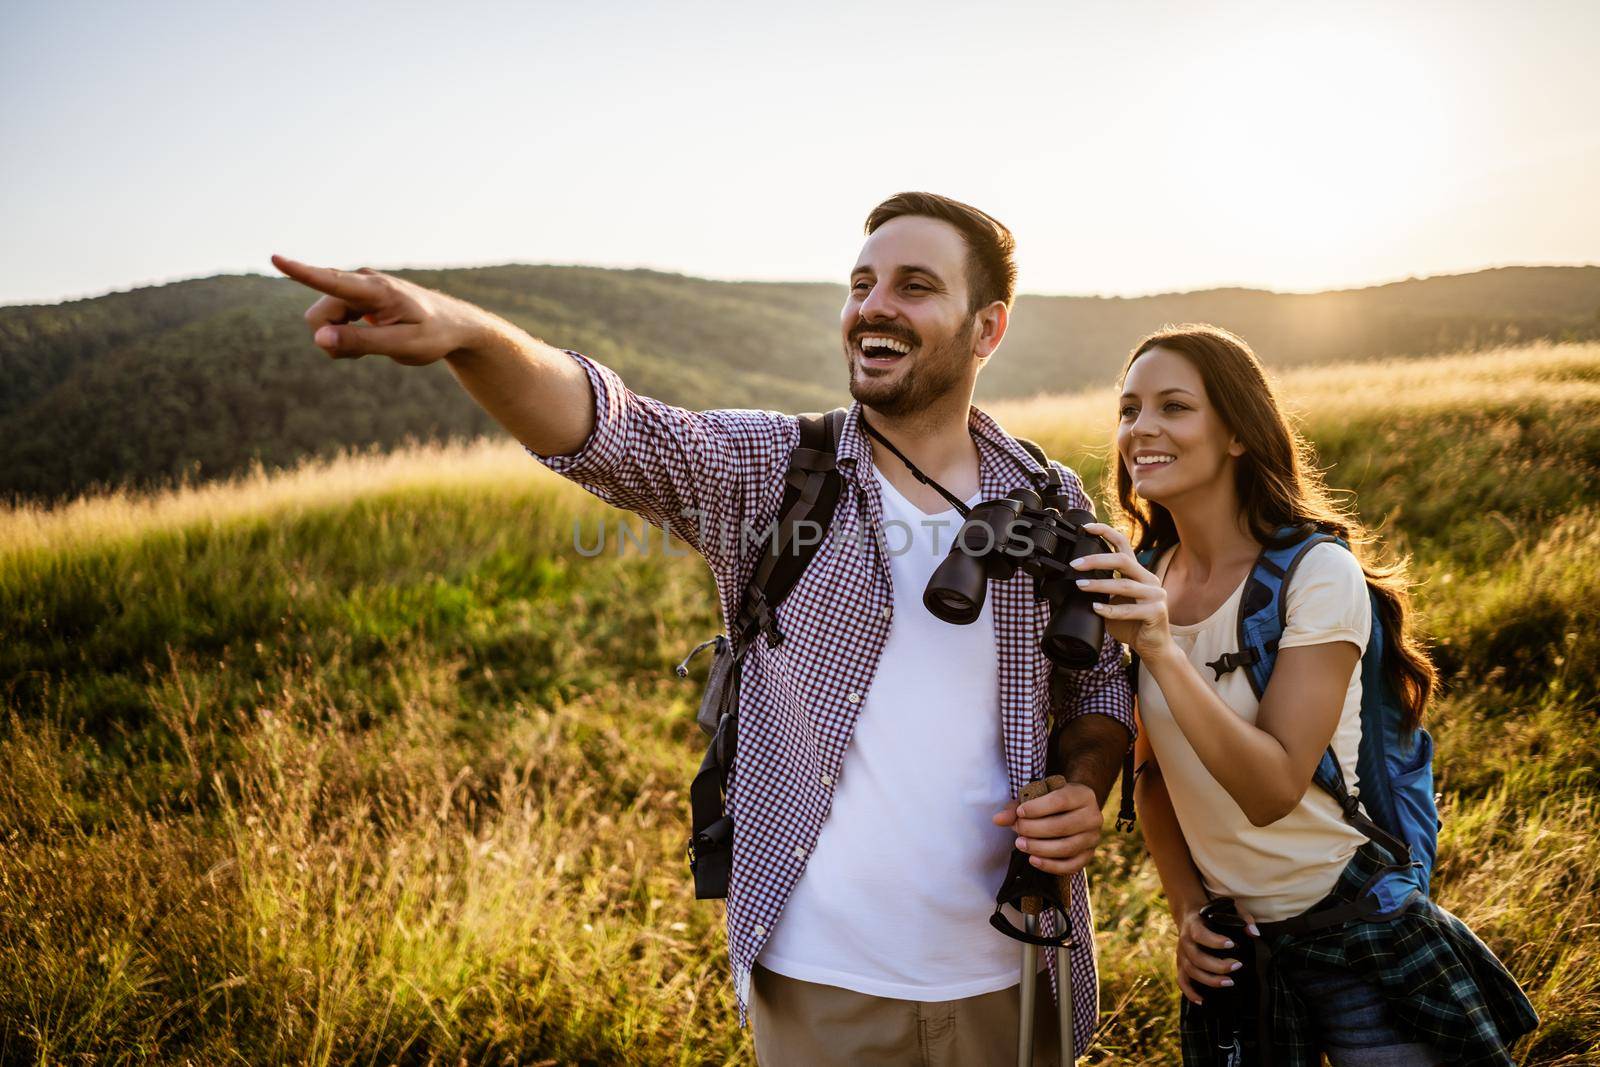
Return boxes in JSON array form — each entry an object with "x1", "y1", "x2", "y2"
[{"x1": 1019, "y1": 775, "x2": 1067, "y2": 916}]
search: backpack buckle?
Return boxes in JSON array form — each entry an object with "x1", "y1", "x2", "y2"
[
  {"x1": 1205, "y1": 649, "x2": 1260, "y2": 680},
  {"x1": 738, "y1": 589, "x2": 785, "y2": 648}
]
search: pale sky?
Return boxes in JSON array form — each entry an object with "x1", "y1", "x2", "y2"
[{"x1": 2, "y1": 0, "x2": 1596, "y2": 307}]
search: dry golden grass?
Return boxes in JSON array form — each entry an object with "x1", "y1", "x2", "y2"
[
  {"x1": 988, "y1": 339, "x2": 1600, "y2": 453},
  {"x1": 0, "y1": 436, "x2": 557, "y2": 558},
  {"x1": 10, "y1": 341, "x2": 1593, "y2": 560}
]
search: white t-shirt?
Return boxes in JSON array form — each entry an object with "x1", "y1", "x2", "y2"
[
  {"x1": 1137, "y1": 541, "x2": 1372, "y2": 921},
  {"x1": 757, "y1": 464, "x2": 1034, "y2": 999}
]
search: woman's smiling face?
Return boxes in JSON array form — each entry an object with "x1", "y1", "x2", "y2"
[{"x1": 1116, "y1": 346, "x2": 1245, "y2": 504}]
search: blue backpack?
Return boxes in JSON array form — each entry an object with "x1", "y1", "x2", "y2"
[{"x1": 1119, "y1": 525, "x2": 1440, "y2": 916}]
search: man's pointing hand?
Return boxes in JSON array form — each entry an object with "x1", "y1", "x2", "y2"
[{"x1": 270, "y1": 254, "x2": 501, "y2": 365}]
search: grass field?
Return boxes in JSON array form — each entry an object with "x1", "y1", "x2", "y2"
[{"x1": 3, "y1": 342, "x2": 1596, "y2": 1064}]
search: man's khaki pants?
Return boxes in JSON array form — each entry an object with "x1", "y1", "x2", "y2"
[{"x1": 750, "y1": 961, "x2": 1063, "y2": 1067}]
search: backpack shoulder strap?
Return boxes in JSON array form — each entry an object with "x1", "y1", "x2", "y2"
[
  {"x1": 732, "y1": 408, "x2": 848, "y2": 651},
  {"x1": 1012, "y1": 436, "x2": 1065, "y2": 494},
  {"x1": 1013, "y1": 435, "x2": 1048, "y2": 466},
  {"x1": 1236, "y1": 531, "x2": 1413, "y2": 860},
  {"x1": 1120, "y1": 530, "x2": 1326, "y2": 830},
  {"x1": 1219, "y1": 525, "x2": 1338, "y2": 698},
  {"x1": 1116, "y1": 543, "x2": 1166, "y2": 832},
  {"x1": 686, "y1": 408, "x2": 848, "y2": 900}
]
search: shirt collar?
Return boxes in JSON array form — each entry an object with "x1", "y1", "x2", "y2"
[{"x1": 834, "y1": 399, "x2": 1053, "y2": 495}]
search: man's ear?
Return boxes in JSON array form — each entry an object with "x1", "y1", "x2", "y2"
[{"x1": 974, "y1": 300, "x2": 1009, "y2": 361}]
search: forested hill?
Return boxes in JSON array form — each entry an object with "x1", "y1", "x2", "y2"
[{"x1": 3, "y1": 264, "x2": 1598, "y2": 503}]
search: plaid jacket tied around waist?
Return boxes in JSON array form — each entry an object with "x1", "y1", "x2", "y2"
[{"x1": 1180, "y1": 840, "x2": 1539, "y2": 1066}]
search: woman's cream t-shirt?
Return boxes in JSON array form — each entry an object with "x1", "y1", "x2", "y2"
[{"x1": 1137, "y1": 541, "x2": 1372, "y2": 921}]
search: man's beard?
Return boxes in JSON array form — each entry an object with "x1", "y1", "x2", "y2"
[{"x1": 846, "y1": 319, "x2": 976, "y2": 417}]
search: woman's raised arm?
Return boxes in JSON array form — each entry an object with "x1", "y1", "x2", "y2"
[{"x1": 1072, "y1": 523, "x2": 1359, "y2": 826}]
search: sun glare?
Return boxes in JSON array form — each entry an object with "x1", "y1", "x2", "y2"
[{"x1": 1075, "y1": 12, "x2": 1466, "y2": 292}]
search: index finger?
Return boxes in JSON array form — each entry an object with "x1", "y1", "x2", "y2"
[
  {"x1": 1188, "y1": 923, "x2": 1236, "y2": 952},
  {"x1": 1082, "y1": 521, "x2": 1132, "y2": 554},
  {"x1": 270, "y1": 254, "x2": 377, "y2": 301},
  {"x1": 1072, "y1": 550, "x2": 1154, "y2": 582},
  {"x1": 1017, "y1": 782, "x2": 1096, "y2": 818}
]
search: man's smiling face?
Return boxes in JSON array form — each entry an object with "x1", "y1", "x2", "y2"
[{"x1": 841, "y1": 214, "x2": 983, "y2": 417}]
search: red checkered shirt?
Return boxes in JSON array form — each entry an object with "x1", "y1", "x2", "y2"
[{"x1": 527, "y1": 350, "x2": 1135, "y2": 1049}]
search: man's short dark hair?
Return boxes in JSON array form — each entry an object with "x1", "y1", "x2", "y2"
[{"x1": 863, "y1": 192, "x2": 1018, "y2": 314}]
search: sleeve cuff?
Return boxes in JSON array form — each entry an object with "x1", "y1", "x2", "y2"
[
  {"x1": 523, "y1": 350, "x2": 630, "y2": 482},
  {"x1": 1064, "y1": 647, "x2": 1136, "y2": 731},
  {"x1": 1068, "y1": 686, "x2": 1137, "y2": 731},
  {"x1": 1277, "y1": 628, "x2": 1368, "y2": 651}
]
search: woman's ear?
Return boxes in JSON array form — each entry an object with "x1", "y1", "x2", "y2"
[{"x1": 1228, "y1": 435, "x2": 1246, "y2": 458}]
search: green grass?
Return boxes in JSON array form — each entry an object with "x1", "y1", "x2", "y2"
[{"x1": 2, "y1": 343, "x2": 1596, "y2": 1064}]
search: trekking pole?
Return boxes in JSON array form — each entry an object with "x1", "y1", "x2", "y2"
[
  {"x1": 1017, "y1": 912, "x2": 1038, "y2": 1066},
  {"x1": 1015, "y1": 776, "x2": 1047, "y2": 1067},
  {"x1": 1015, "y1": 775, "x2": 1077, "y2": 1066},
  {"x1": 1056, "y1": 893, "x2": 1075, "y2": 1066}
]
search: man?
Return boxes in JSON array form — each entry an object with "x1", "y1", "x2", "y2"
[{"x1": 272, "y1": 191, "x2": 1134, "y2": 1065}]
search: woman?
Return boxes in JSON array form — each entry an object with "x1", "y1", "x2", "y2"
[{"x1": 1069, "y1": 325, "x2": 1537, "y2": 1066}]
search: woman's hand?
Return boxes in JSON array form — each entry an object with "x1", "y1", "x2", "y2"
[
  {"x1": 1175, "y1": 903, "x2": 1260, "y2": 1006},
  {"x1": 1070, "y1": 522, "x2": 1175, "y2": 662}
]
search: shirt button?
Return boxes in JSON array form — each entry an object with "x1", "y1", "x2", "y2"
[
  {"x1": 846, "y1": 691, "x2": 862, "y2": 704},
  {"x1": 820, "y1": 773, "x2": 834, "y2": 787},
  {"x1": 880, "y1": 605, "x2": 892, "y2": 620},
  {"x1": 792, "y1": 846, "x2": 806, "y2": 860},
  {"x1": 754, "y1": 924, "x2": 766, "y2": 937}
]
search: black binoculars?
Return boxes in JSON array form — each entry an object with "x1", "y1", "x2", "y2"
[
  {"x1": 1195, "y1": 897, "x2": 1257, "y2": 1064},
  {"x1": 921, "y1": 487, "x2": 1115, "y2": 669},
  {"x1": 1198, "y1": 897, "x2": 1253, "y2": 1012}
]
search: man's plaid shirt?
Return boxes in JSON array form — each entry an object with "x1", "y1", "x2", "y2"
[{"x1": 526, "y1": 350, "x2": 1135, "y2": 1049}]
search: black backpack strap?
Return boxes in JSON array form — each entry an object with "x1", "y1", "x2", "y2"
[
  {"x1": 1116, "y1": 546, "x2": 1164, "y2": 833},
  {"x1": 732, "y1": 409, "x2": 848, "y2": 650},
  {"x1": 1117, "y1": 651, "x2": 1141, "y2": 831},
  {"x1": 1117, "y1": 751, "x2": 1139, "y2": 832},
  {"x1": 1312, "y1": 748, "x2": 1415, "y2": 867},
  {"x1": 686, "y1": 408, "x2": 848, "y2": 899},
  {"x1": 1012, "y1": 435, "x2": 1065, "y2": 495}
]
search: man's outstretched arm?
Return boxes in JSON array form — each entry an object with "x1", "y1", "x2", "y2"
[
  {"x1": 271, "y1": 254, "x2": 595, "y2": 457},
  {"x1": 271, "y1": 254, "x2": 797, "y2": 579}
]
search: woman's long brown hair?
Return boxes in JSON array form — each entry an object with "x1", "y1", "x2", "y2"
[{"x1": 1111, "y1": 323, "x2": 1436, "y2": 732}]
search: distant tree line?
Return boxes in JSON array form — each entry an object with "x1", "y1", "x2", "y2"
[{"x1": 2, "y1": 264, "x2": 1596, "y2": 505}]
